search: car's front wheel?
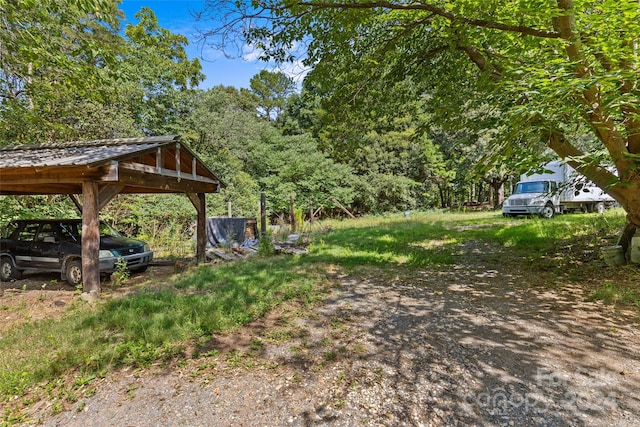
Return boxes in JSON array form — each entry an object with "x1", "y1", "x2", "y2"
[
  {"x1": 0, "y1": 256, "x2": 21, "y2": 281},
  {"x1": 65, "y1": 259, "x2": 82, "y2": 286}
]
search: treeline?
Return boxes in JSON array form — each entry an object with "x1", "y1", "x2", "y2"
[{"x1": 0, "y1": 2, "x2": 518, "y2": 235}]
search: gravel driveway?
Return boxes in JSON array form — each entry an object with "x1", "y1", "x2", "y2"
[{"x1": 35, "y1": 242, "x2": 640, "y2": 426}]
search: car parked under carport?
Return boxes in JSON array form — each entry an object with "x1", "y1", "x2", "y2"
[{"x1": 1, "y1": 219, "x2": 153, "y2": 285}]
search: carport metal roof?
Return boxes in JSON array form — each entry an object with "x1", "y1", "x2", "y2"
[{"x1": 0, "y1": 135, "x2": 221, "y2": 195}]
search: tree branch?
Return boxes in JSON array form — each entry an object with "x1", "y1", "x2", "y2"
[
  {"x1": 545, "y1": 128, "x2": 621, "y2": 200},
  {"x1": 295, "y1": 1, "x2": 561, "y2": 39},
  {"x1": 553, "y1": 0, "x2": 630, "y2": 169},
  {"x1": 457, "y1": 45, "x2": 501, "y2": 81}
]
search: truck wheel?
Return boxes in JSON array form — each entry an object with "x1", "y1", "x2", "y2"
[
  {"x1": 0, "y1": 256, "x2": 21, "y2": 281},
  {"x1": 66, "y1": 260, "x2": 82, "y2": 286},
  {"x1": 540, "y1": 203, "x2": 555, "y2": 219},
  {"x1": 595, "y1": 202, "x2": 606, "y2": 214}
]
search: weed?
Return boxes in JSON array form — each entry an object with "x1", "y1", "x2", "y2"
[
  {"x1": 111, "y1": 258, "x2": 130, "y2": 288},
  {"x1": 225, "y1": 351, "x2": 247, "y2": 368},
  {"x1": 126, "y1": 383, "x2": 140, "y2": 399},
  {"x1": 347, "y1": 343, "x2": 364, "y2": 355},
  {"x1": 249, "y1": 337, "x2": 265, "y2": 352},
  {"x1": 330, "y1": 316, "x2": 348, "y2": 330},
  {"x1": 323, "y1": 351, "x2": 337, "y2": 362},
  {"x1": 50, "y1": 402, "x2": 63, "y2": 415},
  {"x1": 258, "y1": 231, "x2": 275, "y2": 256},
  {"x1": 265, "y1": 328, "x2": 293, "y2": 343},
  {"x1": 289, "y1": 345, "x2": 301, "y2": 356},
  {"x1": 74, "y1": 374, "x2": 96, "y2": 388},
  {"x1": 586, "y1": 281, "x2": 640, "y2": 307},
  {"x1": 291, "y1": 372, "x2": 301, "y2": 384}
]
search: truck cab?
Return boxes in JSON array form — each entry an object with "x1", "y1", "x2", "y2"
[{"x1": 502, "y1": 179, "x2": 560, "y2": 218}]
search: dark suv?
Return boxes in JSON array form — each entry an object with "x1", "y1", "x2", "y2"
[{"x1": 0, "y1": 219, "x2": 153, "y2": 285}]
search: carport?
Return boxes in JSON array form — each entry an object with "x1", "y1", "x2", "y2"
[{"x1": 0, "y1": 135, "x2": 221, "y2": 299}]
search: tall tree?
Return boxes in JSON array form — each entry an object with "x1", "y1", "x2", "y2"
[
  {"x1": 0, "y1": 0, "x2": 123, "y2": 142},
  {"x1": 199, "y1": 0, "x2": 640, "y2": 240},
  {"x1": 249, "y1": 70, "x2": 296, "y2": 122},
  {"x1": 122, "y1": 7, "x2": 204, "y2": 135}
]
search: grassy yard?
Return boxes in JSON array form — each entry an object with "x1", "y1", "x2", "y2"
[{"x1": 1, "y1": 208, "x2": 638, "y2": 423}]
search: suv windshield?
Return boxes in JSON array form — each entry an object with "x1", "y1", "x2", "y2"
[
  {"x1": 59, "y1": 221, "x2": 123, "y2": 240},
  {"x1": 99, "y1": 222, "x2": 123, "y2": 238}
]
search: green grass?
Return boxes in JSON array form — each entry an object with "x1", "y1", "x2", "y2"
[
  {"x1": 586, "y1": 280, "x2": 640, "y2": 307},
  {"x1": 0, "y1": 208, "x2": 633, "y2": 421},
  {"x1": 309, "y1": 209, "x2": 626, "y2": 271}
]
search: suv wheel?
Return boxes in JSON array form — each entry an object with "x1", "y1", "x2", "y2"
[
  {"x1": 66, "y1": 260, "x2": 82, "y2": 286},
  {"x1": 0, "y1": 256, "x2": 21, "y2": 281}
]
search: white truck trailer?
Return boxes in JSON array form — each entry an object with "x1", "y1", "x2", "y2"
[{"x1": 502, "y1": 161, "x2": 616, "y2": 218}]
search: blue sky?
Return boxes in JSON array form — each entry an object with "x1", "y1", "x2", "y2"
[{"x1": 118, "y1": 1, "x2": 268, "y2": 89}]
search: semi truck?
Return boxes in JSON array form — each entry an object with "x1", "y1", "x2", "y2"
[{"x1": 502, "y1": 161, "x2": 616, "y2": 218}]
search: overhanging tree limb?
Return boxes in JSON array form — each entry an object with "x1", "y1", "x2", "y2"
[{"x1": 295, "y1": 1, "x2": 561, "y2": 39}]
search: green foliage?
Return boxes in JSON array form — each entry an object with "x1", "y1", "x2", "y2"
[
  {"x1": 110, "y1": 258, "x2": 130, "y2": 288},
  {"x1": 0, "y1": 4, "x2": 203, "y2": 144},
  {"x1": 0, "y1": 196, "x2": 78, "y2": 224},
  {"x1": 120, "y1": 7, "x2": 204, "y2": 135},
  {"x1": 0, "y1": 0, "x2": 123, "y2": 143},
  {"x1": 352, "y1": 173, "x2": 418, "y2": 214},
  {"x1": 201, "y1": 0, "x2": 640, "y2": 225},
  {"x1": 249, "y1": 70, "x2": 296, "y2": 122},
  {"x1": 101, "y1": 194, "x2": 196, "y2": 257},
  {"x1": 254, "y1": 134, "x2": 357, "y2": 215},
  {"x1": 182, "y1": 87, "x2": 358, "y2": 218},
  {"x1": 257, "y1": 231, "x2": 275, "y2": 256}
]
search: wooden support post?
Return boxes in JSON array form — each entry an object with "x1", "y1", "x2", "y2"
[
  {"x1": 175, "y1": 143, "x2": 181, "y2": 181},
  {"x1": 187, "y1": 193, "x2": 206, "y2": 264},
  {"x1": 260, "y1": 192, "x2": 266, "y2": 237},
  {"x1": 81, "y1": 181, "x2": 100, "y2": 300},
  {"x1": 228, "y1": 201, "x2": 232, "y2": 218},
  {"x1": 309, "y1": 198, "x2": 314, "y2": 223},
  {"x1": 156, "y1": 147, "x2": 163, "y2": 173},
  {"x1": 68, "y1": 194, "x2": 83, "y2": 214},
  {"x1": 98, "y1": 185, "x2": 124, "y2": 210},
  {"x1": 290, "y1": 195, "x2": 296, "y2": 233}
]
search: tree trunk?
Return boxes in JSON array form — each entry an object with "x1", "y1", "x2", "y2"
[{"x1": 617, "y1": 222, "x2": 638, "y2": 259}]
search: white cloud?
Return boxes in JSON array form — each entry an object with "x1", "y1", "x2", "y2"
[
  {"x1": 242, "y1": 43, "x2": 264, "y2": 62},
  {"x1": 275, "y1": 60, "x2": 310, "y2": 84}
]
